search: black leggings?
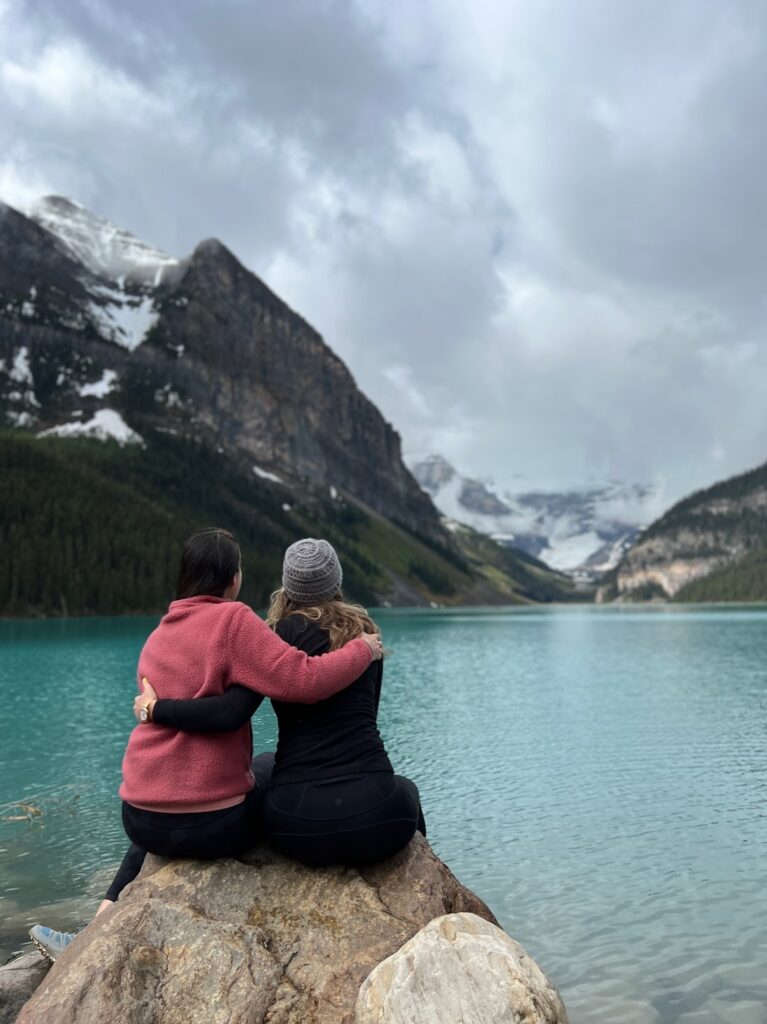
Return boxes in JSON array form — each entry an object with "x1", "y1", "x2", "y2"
[
  {"x1": 262, "y1": 772, "x2": 425, "y2": 867},
  {"x1": 105, "y1": 752, "x2": 275, "y2": 902},
  {"x1": 106, "y1": 761, "x2": 425, "y2": 899}
]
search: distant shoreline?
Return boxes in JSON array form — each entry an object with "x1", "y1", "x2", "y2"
[{"x1": 6, "y1": 598, "x2": 767, "y2": 624}]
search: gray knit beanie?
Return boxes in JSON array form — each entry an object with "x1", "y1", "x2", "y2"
[{"x1": 282, "y1": 538, "x2": 343, "y2": 604}]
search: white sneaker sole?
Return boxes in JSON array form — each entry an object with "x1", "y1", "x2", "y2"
[{"x1": 29, "y1": 934, "x2": 57, "y2": 964}]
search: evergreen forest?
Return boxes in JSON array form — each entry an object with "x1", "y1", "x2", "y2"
[{"x1": 1, "y1": 431, "x2": 575, "y2": 616}]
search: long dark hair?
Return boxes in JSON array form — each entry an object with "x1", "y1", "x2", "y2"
[{"x1": 176, "y1": 528, "x2": 241, "y2": 600}]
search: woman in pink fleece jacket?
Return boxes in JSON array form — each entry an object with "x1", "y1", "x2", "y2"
[{"x1": 29, "y1": 527, "x2": 381, "y2": 963}]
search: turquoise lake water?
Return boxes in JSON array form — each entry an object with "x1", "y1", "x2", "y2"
[{"x1": 1, "y1": 605, "x2": 765, "y2": 1023}]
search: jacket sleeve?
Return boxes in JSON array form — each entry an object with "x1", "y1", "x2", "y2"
[
  {"x1": 152, "y1": 684, "x2": 262, "y2": 733},
  {"x1": 226, "y1": 603, "x2": 373, "y2": 703}
]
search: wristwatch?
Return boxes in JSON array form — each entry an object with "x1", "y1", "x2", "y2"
[{"x1": 139, "y1": 702, "x2": 153, "y2": 724}]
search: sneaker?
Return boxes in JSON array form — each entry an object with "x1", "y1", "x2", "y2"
[{"x1": 29, "y1": 924, "x2": 76, "y2": 963}]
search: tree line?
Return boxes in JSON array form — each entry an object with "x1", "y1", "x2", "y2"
[{"x1": 2, "y1": 430, "x2": 499, "y2": 616}]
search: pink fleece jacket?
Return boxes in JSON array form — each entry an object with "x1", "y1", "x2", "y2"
[{"x1": 119, "y1": 595, "x2": 373, "y2": 808}]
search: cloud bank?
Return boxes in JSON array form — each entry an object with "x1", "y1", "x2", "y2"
[{"x1": 2, "y1": 0, "x2": 767, "y2": 506}]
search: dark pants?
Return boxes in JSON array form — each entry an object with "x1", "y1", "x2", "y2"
[
  {"x1": 105, "y1": 752, "x2": 274, "y2": 902},
  {"x1": 262, "y1": 772, "x2": 425, "y2": 867}
]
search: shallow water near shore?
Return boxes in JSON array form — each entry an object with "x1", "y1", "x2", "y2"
[{"x1": 1, "y1": 605, "x2": 766, "y2": 1023}]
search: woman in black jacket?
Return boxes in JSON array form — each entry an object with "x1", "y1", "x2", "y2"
[{"x1": 138, "y1": 537, "x2": 425, "y2": 866}]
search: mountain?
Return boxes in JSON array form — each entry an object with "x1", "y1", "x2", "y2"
[
  {"x1": 1, "y1": 196, "x2": 436, "y2": 535},
  {"x1": 409, "y1": 454, "x2": 657, "y2": 575},
  {"x1": 601, "y1": 459, "x2": 767, "y2": 602},
  {"x1": 0, "y1": 196, "x2": 576, "y2": 613}
]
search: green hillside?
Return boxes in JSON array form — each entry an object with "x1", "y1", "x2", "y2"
[
  {"x1": 443, "y1": 520, "x2": 581, "y2": 603},
  {"x1": 673, "y1": 545, "x2": 767, "y2": 603},
  {"x1": 0, "y1": 431, "x2": 576, "y2": 616}
]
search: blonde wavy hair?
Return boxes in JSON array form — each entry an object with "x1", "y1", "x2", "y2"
[{"x1": 266, "y1": 588, "x2": 379, "y2": 651}]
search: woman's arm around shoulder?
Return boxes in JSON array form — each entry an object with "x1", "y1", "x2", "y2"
[
  {"x1": 151, "y1": 684, "x2": 262, "y2": 732},
  {"x1": 226, "y1": 603, "x2": 380, "y2": 703}
]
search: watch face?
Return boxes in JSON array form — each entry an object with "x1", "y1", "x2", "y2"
[{"x1": 140, "y1": 707, "x2": 148, "y2": 722}]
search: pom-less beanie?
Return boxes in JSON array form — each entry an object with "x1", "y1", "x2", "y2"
[{"x1": 282, "y1": 538, "x2": 343, "y2": 604}]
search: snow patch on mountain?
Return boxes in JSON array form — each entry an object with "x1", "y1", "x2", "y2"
[
  {"x1": 538, "y1": 530, "x2": 605, "y2": 571},
  {"x1": 153, "y1": 383, "x2": 183, "y2": 408},
  {"x1": 28, "y1": 196, "x2": 177, "y2": 284},
  {"x1": 38, "y1": 409, "x2": 142, "y2": 445},
  {"x1": 88, "y1": 284, "x2": 159, "y2": 351},
  {"x1": 9, "y1": 346, "x2": 33, "y2": 386},
  {"x1": 253, "y1": 465, "x2": 283, "y2": 483},
  {"x1": 6, "y1": 409, "x2": 34, "y2": 427},
  {"x1": 3, "y1": 345, "x2": 40, "y2": 411},
  {"x1": 79, "y1": 369, "x2": 117, "y2": 398}
]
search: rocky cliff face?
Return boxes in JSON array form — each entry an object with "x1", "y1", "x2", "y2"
[
  {"x1": 607, "y1": 464, "x2": 767, "y2": 599},
  {"x1": 610, "y1": 533, "x2": 736, "y2": 599},
  {"x1": 0, "y1": 196, "x2": 439, "y2": 539}
]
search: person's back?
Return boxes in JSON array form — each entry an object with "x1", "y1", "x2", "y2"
[
  {"x1": 122, "y1": 596, "x2": 254, "y2": 809},
  {"x1": 261, "y1": 538, "x2": 425, "y2": 866},
  {"x1": 270, "y1": 613, "x2": 393, "y2": 785}
]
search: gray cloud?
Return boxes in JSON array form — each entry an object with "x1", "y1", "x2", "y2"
[{"x1": 2, "y1": 0, "x2": 767, "y2": 509}]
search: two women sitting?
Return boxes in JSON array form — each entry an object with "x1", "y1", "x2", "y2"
[{"x1": 30, "y1": 530, "x2": 424, "y2": 962}]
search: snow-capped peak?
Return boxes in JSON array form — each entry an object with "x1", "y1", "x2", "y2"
[
  {"x1": 28, "y1": 195, "x2": 177, "y2": 285},
  {"x1": 409, "y1": 452, "x2": 663, "y2": 575}
]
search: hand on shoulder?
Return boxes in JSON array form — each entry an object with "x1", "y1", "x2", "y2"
[{"x1": 361, "y1": 631, "x2": 383, "y2": 661}]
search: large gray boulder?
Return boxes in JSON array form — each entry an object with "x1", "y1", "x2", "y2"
[
  {"x1": 16, "y1": 836, "x2": 499, "y2": 1024},
  {"x1": 356, "y1": 912, "x2": 569, "y2": 1024},
  {"x1": 0, "y1": 952, "x2": 49, "y2": 1024}
]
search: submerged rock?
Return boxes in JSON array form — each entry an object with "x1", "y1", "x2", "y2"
[
  {"x1": 356, "y1": 912, "x2": 569, "y2": 1024},
  {"x1": 17, "y1": 836, "x2": 499, "y2": 1024},
  {"x1": 0, "y1": 951, "x2": 49, "y2": 1024}
]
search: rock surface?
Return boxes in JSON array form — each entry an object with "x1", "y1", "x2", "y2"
[
  {"x1": 356, "y1": 912, "x2": 569, "y2": 1024},
  {"x1": 0, "y1": 952, "x2": 49, "y2": 1024},
  {"x1": 17, "y1": 836, "x2": 498, "y2": 1024}
]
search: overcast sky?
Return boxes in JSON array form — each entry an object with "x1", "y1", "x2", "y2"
[{"x1": 2, "y1": 0, "x2": 767, "y2": 508}]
